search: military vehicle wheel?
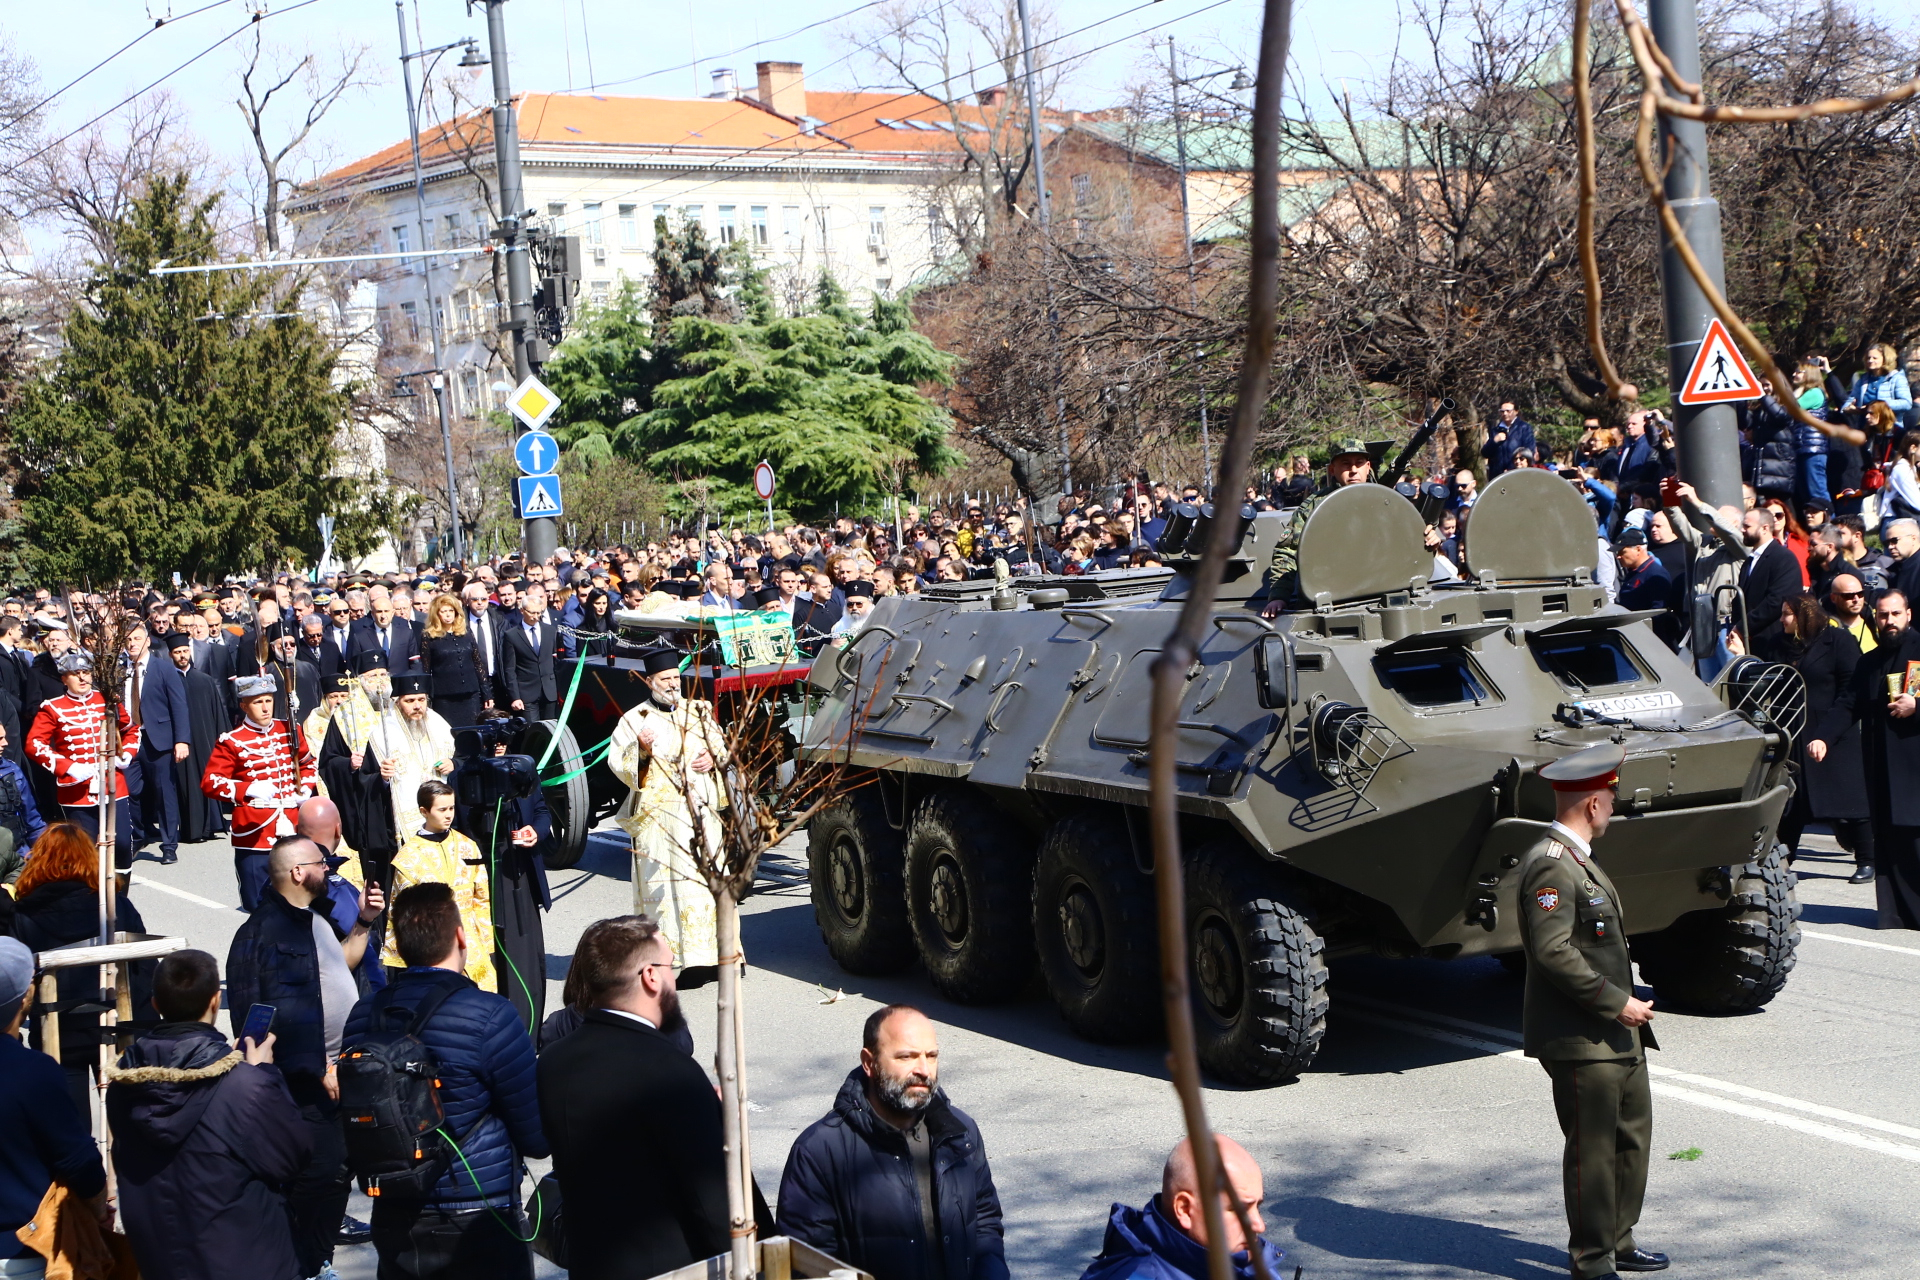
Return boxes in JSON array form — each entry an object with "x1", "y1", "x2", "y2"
[
  {"x1": 1633, "y1": 843, "x2": 1802, "y2": 1013},
  {"x1": 905, "y1": 790, "x2": 1036, "y2": 1002},
  {"x1": 523, "y1": 720, "x2": 591, "y2": 870},
  {"x1": 808, "y1": 791, "x2": 914, "y2": 974},
  {"x1": 1032, "y1": 812, "x2": 1161, "y2": 1042},
  {"x1": 1186, "y1": 840, "x2": 1328, "y2": 1085}
]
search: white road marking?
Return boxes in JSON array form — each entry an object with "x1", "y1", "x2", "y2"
[
  {"x1": 1341, "y1": 997, "x2": 1920, "y2": 1163},
  {"x1": 129, "y1": 875, "x2": 235, "y2": 913},
  {"x1": 1801, "y1": 929, "x2": 1920, "y2": 958}
]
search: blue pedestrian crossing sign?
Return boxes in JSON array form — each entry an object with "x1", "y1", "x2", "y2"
[
  {"x1": 517, "y1": 474, "x2": 564, "y2": 518},
  {"x1": 513, "y1": 430, "x2": 559, "y2": 476}
]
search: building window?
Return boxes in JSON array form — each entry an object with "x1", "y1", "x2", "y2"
[
  {"x1": 432, "y1": 295, "x2": 448, "y2": 337},
  {"x1": 750, "y1": 205, "x2": 769, "y2": 246},
  {"x1": 1072, "y1": 173, "x2": 1092, "y2": 206},
  {"x1": 590, "y1": 280, "x2": 610, "y2": 303},
  {"x1": 443, "y1": 211, "x2": 463, "y2": 243},
  {"x1": 455, "y1": 291, "x2": 474, "y2": 336},
  {"x1": 868, "y1": 207, "x2": 887, "y2": 245},
  {"x1": 618, "y1": 204, "x2": 638, "y2": 248},
  {"x1": 927, "y1": 205, "x2": 948, "y2": 257},
  {"x1": 782, "y1": 205, "x2": 802, "y2": 249},
  {"x1": 717, "y1": 205, "x2": 736, "y2": 244},
  {"x1": 652, "y1": 204, "x2": 670, "y2": 243},
  {"x1": 421, "y1": 221, "x2": 437, "y2": 251},
  {"x1": 460, "y1": 368, "x2": 480, "y2": 414},
  {"x1": 546, "y1": 202, "x2": 568, "y2": 233},
  {"x1": 398, "y1": 300, "x2": 419, "y2": 340},
  {"x1": 392, "y1": 225, "x2": 411, "y2": 254},
  {"x1": 814, "y1": 206, "x2": 831, "y2": 253},
  {"x1": 682, "y1": 204, "x2": 704, "y2": 229},
  {"x1": 584, "y1": 202, "x2": 603, "y2": 245},
  {"x1": 473, "y1": 208, "x2": 489, "y2": 241}
]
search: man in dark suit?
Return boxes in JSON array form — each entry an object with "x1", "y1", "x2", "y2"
[
  {"x1": 124, "y1": 621, "x2": 192, "y2": 864},
  {"x1": 1739, "y1": 505, "x2": 1804, "y2": 653},
  {"x1": 347, "y1": 596, "x2": 420, "y2": 673},
  {"x1": 462, "y1": 583, "x2": 505, "y2": 706},
  {"x1": 537, "y1": 916, "x2": 736, "y2": 1280},
  {"x1": 320, "y1": 595, "x2": 356, "y2": 658},
  {"x1": 296, "y1": 612, "x2": 344, "y2": 680},
  {"x1": 500, "y1": 585, "x2": 558, "y2": 722},
  {"x1": 1885, "y1": 520, "x2": 1920, "y2": 614}
]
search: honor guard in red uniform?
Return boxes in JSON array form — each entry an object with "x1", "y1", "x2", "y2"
[
  {"x1": 203, "y1": 674, "x2": 316, "y2": 910},
  {"x1": 25, "y1": 650, "x2": 136, "y2": 867}
]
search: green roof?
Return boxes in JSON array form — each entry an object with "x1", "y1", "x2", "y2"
[{"x1": 1075, "y1": 117, "x2": 1418, "y2": 173}]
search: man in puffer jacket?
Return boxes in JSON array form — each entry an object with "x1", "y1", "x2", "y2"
[
  {"x1": 776, "y1": 1005, "x2": 1008, "y2": 1280},
  {"x1": 106, "y1": 949, "x2": 311, "y2": 1280},
  {"x1": 1079, "y1": 1135, "x2": 1286, "y2": 1280},
  {"x1": 343, "y1": 882, "x2": 547, "y2": 1280}
]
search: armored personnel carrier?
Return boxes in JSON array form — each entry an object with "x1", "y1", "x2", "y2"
[{"x1": 796, "y1": 468, "x2": 1805, "y2": 1085}]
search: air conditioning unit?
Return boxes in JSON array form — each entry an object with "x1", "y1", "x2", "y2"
[
  {"x1": 593, "y1": 245, "x2": 608, "y2": 265},
  {"x1": 868, "y1": 237, "x2": 889, "y2": 260}
]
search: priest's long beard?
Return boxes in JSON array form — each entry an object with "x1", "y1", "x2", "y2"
[{"x1": 649, "y1": 689, "x2": 680, "y2": 712}]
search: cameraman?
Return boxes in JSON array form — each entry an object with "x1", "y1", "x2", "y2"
[{"x1": 453, "y1": 723, "x2": 554, "y2": 1029}]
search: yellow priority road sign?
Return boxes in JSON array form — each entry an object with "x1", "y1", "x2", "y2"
[{"x1": 507, "y1": 374, "x2": 561, "y2": 430}]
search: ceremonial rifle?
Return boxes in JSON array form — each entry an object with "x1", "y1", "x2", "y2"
[{"x1": 1379, "y1": 397, "x2": 1457, "y2": 490}]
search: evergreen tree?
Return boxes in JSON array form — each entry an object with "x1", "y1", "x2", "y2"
[
  {"x1": 618, "y1": 296, "x2": 962, "y2": 521},
  {"x1": 542, "y1": 277, "x2": 655, "y2": 441},
  {"x1": 9, "y1": 175, "x2": 386, "y2": 583}
]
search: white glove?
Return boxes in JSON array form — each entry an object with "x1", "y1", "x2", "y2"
[
  {"x1": 244, "y1": 780, "x2": 277, "y2": 802},
  {"x1": 63, "y1": 765, "x2": 92, "y2": 784}
]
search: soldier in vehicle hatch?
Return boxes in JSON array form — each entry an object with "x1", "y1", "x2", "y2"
[
  {"x1": 1518, "y1": 743, "x2": 1670, "y2": 1280},
  {"x1": 1260, "y1": 439, "x2": 1381, "y2": 619}
]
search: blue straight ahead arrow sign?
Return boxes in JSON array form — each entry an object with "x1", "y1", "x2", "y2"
[
  {"x1": 514, "y1": 430, "x2": 559, "y2": 475},
  {"x1": 517, "y1": 474, "x2": 564, "y2": 518}
]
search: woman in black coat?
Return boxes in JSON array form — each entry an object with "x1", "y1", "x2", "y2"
[
  {"x1": 419, "y1": 592, "x2": 488, "y2": 728},
  {"x1": 563, "y1": 589, "x2": 615, "y2": 661},
  {"x1": 1761, "y1": 592, "x2": 1873, "y2": 879}
]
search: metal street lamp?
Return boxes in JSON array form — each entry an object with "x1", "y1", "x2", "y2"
[
  {"x1": 396, "y1": 4, "x2": 482, "y2": 566},
  {"x1": 1169, "y1": 38, "x2": 1250, "y2": 497}
]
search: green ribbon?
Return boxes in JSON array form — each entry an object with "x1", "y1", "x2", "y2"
[{"x1": 537, "y1": 656, "x2": 591, "y2": 770}]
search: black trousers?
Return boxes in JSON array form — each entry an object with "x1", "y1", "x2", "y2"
[
  {"x1": 64, "y1": 799, "x2": 134, "y2": 870},
  {"x1": 492, "y1": 847, "x2": 547, "y2": 1030},
  {"x1": 1779, "y1": 814, "x2": 1873, "y2": 869},
  {"x1": 236, "y1": 851, "x2": 272, "y2": 913},
  {"x1": 432, "y1": 693, "x2": 484, "y2": 731},
  {"x1": 292, "y1": 1100, "x2": 352, "y2": 1276},
  {"x1": 370, "y1": 1200, "x2": 533, "y2": 1280},
  {"x1": 1868, "y1": 823, "x2": 1920, "y2": 930},
  {"x1": 128, "y1": 740, "x2": 180, "y2": 856}
]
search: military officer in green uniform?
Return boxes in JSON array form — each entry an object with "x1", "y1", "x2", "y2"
[
  {"x1": 1519, "y1": 742, "x2": 1669, "y2": 1279},
  {"x1": 1261, "y1": 439, "x2": 1381, "y2": 618}
]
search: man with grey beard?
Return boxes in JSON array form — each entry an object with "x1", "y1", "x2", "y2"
[{"x1": 776, "y1": 1004, "x2": 1008, "y2": 1280}]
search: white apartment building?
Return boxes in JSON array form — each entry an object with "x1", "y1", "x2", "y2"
[{"x1": 291, "y1": 61, "x2": 1011, "y2": 421}]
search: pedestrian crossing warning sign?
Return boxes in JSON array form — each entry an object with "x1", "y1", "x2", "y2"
[
  {"x1": 1677, "y1": 317, "x2": 1762, "y2": 405},
  {"x1": 516, "y1": 474, "x2": 564, "y2": 518}
]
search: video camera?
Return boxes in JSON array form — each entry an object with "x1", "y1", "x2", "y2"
[{"x1": 451, "y1": 714, "x2": 540, "y2": 807}]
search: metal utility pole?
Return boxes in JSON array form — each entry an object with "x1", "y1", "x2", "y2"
[
  {"x1": 1169, "y1": 37, "x2": 1211, "y2": 496},
  {"x1": 1014, "y1": 0, "x2": 1071, "y2": 505},
  {"x1": 482, "y1": 0, "x2": 556, "y2": 563},
  {"x1": 1648, "y1": 0, "x2": 1742, "y2": 511},
  {"x1": 395, "y1": 1, "x2": 468, "y2": 567}
]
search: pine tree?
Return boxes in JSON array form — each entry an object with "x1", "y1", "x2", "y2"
[{"x1": 10, "y1": 175, "x2": 385, "y2": 583}]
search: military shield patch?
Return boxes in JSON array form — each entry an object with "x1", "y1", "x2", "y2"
[{"x1": 1534, "y1": 887, "x2": 1561, "y2": 912}]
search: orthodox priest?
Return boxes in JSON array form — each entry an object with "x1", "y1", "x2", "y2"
[
  {"x1": 163, "y1": 632, "x2": 226, "y2": 843},
  {"x1": 315, "y1": 672, "x2": 398, "y2": 892},
  {"x1": 379, "y1": 673, "x2": 454, "y2": 844},
  {"x1": 201, "y1": 674, "x2": 316, "y2": 911},
  {"x1": 457, "y1": 738, "x2": 553, "y2": 1029},
  {"x1": 609, "y1": 647, "x2": 728, "y2": 988}
]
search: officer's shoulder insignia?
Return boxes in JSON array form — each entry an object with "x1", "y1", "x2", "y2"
[
  {"x1": 1543, "y1": 846, "x2": 1563, "y2": 860},
  {"x1": 1534, "y1": 887, "x2": 1561, "y2": 912}
]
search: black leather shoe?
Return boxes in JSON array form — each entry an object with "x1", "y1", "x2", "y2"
[
  {"x1": 335, "y1": 1215, "x2": 372, "y2": 1246},
  {"x1": 1616, "y1": 1248, "x2": 1670, "y2": 1271},
  {"x1": 1850, "y1": 865, "x2": 1875, "y2": 884},
  {"x1": 160, "y1": 850, "x2": 178, "y2": 865}
]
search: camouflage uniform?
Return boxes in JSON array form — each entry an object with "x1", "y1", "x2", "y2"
[{"x1": 1268, "y1": 439, "x2": 1378, "y2": 607}]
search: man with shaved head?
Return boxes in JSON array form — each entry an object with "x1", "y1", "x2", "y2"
[
  {"x1": 225, "y1": 834, "x2": 385, "y2": 1277},
  {"x1": 1079, "y1": 1135, "x2": 1285, "y2": 1279},
  {"x1": 777, "y1": 1004, "x2": 1008, "y2": 1280}
]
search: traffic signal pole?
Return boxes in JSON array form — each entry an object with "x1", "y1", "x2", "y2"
[
  {"x1": 483, "y1": 0, "x2": 557, "y2": 564},
  {"x1": 1647, "y1": 0, "x2": 1744, "y2": 512}
]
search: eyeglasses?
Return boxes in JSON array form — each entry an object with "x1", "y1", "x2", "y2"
[{"x1": 1835, "y1": 591, "x2": 1865, "y2": 600}]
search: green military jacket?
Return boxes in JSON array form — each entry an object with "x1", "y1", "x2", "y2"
[
  {"x1": 1515, "y1": 827, "x2": 1656, "y2": 1061},
  {"x1": 1268, "y1": 488, "x2": 1329, "y2": 605}
]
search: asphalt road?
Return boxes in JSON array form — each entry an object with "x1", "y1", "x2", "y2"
[{"x1": 120, "y1": 822, "x2": 1920, "y2": 1279}]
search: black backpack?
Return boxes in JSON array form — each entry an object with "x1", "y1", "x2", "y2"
[{"x1": 338, "y1": 976, "x2": 479, "y2": 1199}]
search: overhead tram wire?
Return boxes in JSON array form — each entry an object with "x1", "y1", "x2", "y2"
[
  {"x1": 569, "y1": 0, "x2": 1221, "y2": 221},
  {"x1": 0, "y1": 0, "x2": 330, "y2": 187},
  {"x1": 20, "y1": 0, "x2": 230, "y2": 119}
]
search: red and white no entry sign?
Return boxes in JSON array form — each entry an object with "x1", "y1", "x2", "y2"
[{"x1": 754, "y1": 460, "x2": 776, "y2": 501}]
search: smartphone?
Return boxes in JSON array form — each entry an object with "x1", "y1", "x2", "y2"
[{"x1": 239, "y1": 1002, "x2": 276, "y2": 1047}]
